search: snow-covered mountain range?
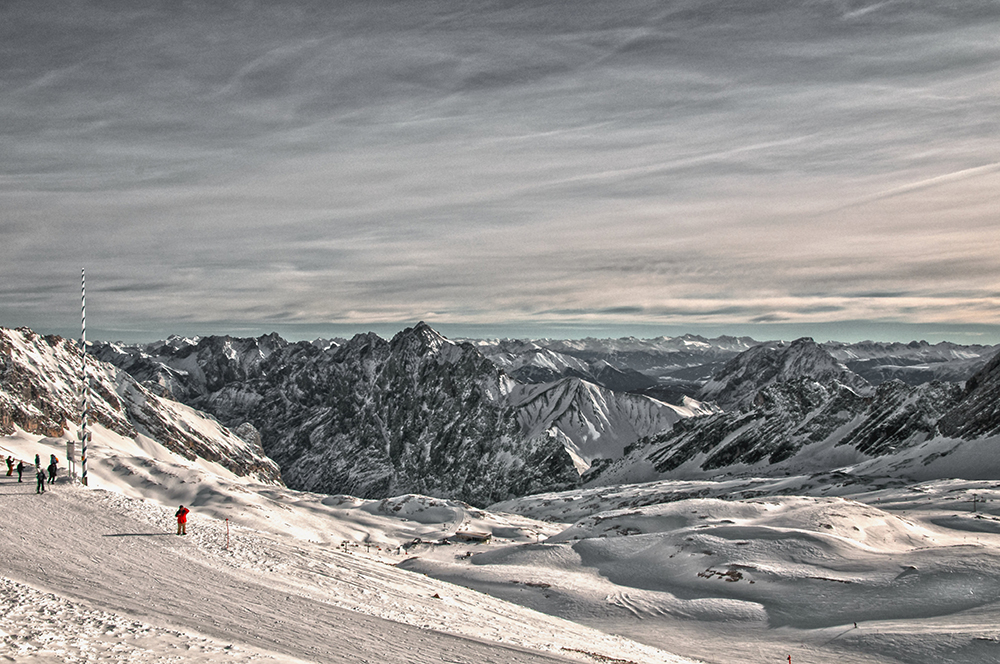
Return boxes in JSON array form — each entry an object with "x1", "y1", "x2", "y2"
[
  {"x1": 826, "y1": 339, "x2": 1000, "y2": 385},
  {"x1": 3, "y1": 373, "x2": 999, "y2": 664},
  {"x1": 91, "y1": 323, "x2": 719, "y2": 503},
  {"x1": 465, "y1": 334, "x2": 760, "y2": 403},
  {"x1": 466, "y1": 334, "x2": 999, "y2": 400},
  {"x1": 85, "y1": 324, "x2": 1000, "y2": 504}
]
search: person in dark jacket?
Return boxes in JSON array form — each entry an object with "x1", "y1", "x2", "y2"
[
  {"x1": 47, "y1": 455, "x2": 58, "y2": 485},
  {"x1": 175, "y1": 505, "x2": 190, "y2": 535},
  {"x1": 35, "y1": 466, "x2": 46, "y2": 494},
  {"x1": 16, "y1": 460, "x2": 24, "y2": 482},
  {"x1": 5, "y1": 456, "x2": 12, "y2": 476}
]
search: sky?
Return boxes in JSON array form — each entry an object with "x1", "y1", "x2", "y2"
[{"x1": 2, "y1": 0, "x2": 1000, "y2": 345}]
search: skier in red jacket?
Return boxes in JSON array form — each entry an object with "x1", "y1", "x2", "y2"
[{"x1": 175, "y1": 505, "x2": 190, "y2": 535}]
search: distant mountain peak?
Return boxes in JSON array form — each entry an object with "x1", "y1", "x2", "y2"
[
  {"x1": 700, "y1": 337, "x2": 871, "y2": 410},
  {"x1": 390, "y1": 321, "x2": 453, "y2": 355}
]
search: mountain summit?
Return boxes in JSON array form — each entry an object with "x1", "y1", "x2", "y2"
[{"x1": 700, "y1": 337, "x2": 872, "y2": 410}]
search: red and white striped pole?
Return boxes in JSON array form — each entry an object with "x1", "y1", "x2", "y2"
[{"x1": 78, "y1": 268, "x2": 89, "y2": 486}]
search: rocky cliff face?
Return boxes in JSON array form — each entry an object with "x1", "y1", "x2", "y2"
[
  {"x1": 936, "y1": 351, "x2": 1000, "y2": 439},
  {"x1": 0, "y1": 327, "x2": 282, "y2": 483}
]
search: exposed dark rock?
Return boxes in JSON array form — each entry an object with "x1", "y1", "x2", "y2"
[{"x1": 937, "y1": 349, "x2": 1000, "y2": 439}]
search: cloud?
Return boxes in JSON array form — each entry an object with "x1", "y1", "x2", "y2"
[{"x1": 2, "y1": 1, "x2": 1000, "y2": 343}]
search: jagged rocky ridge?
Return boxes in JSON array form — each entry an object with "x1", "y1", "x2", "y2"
[
  {"x1": 699, "y1": 337, "x2": 874, "y2": 411},
  {"x1": 585, "y1": 337, "x2": 1000, "y2": 486},
  {"x1": 0, "y1": 327, "x2": 281, "y2": 483},
  {"x1": 98, "y1": 324, "x2": 697, "y2": 505},
  {"x1": 226, "y1": 325, "x2": 584, "y2": 504}
]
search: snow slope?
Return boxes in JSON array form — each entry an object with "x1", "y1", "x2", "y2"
[
  {"x1": 4, "y1": 420, "x2": 1000, "y2": 662},
  {"x1": 509, "y1": 379, "x2": 712, "y2": 472},
  {"x1": 0, "y1": 427, "x2": 694, "y2": 664},
  {"x1": 423, "y1": 478, "x2": 1000, "y2": 664}
]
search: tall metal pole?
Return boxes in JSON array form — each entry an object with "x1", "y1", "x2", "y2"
[{"x1": 79, "y1": 268, "x2": 89, "y2": 486}]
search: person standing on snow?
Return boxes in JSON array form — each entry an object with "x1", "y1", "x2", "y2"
[
  {"x1": 175, "y1": 505, "x2": 190, "y2": 535},
  {"x1": 35, "y1": 466, "x2": 46, "y2": 494},
  {"x1": 5, "y1": 456, "x2": 12, "y2": 476},
  {"x1": 47, "y1": 455, "x2": 58, "y2": 485},
  {"x1": 16, "y1": 460, "x2": 24, "y2": 482}
]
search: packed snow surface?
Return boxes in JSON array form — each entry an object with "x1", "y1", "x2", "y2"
[
  {"x1": 0, "y1": 429, "x2": 692, "y2": 664},
  {"x1": 3, "y1": 425, "x2": 1000, "y2": 663}
]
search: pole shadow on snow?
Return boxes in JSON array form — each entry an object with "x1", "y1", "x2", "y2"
[
  {"x1": 820, "y1": 626, "x2": 857, "y2": 646},
  {"x1": 102, "y1": 533, "x2": 175, "y2": 537}
]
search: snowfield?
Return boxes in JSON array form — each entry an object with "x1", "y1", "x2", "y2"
[
  {"x1": 0, "y1": 429, "x2": 694, "y2": 664},
  {"x1": 3, "y1": 425, "x2": 1000, "y2": 663}
]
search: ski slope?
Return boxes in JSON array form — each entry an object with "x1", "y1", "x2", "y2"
[
  {"x1": 0, "y1": 429, "x2": 693, "y2": 664},
  {"x1": 4, "y1": 424, "x2": 1000, "y2": 663}
]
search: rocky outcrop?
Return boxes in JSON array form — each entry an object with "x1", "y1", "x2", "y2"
[{"x1": 937, "y1": 350, "x2": 1000, "y2": 439}]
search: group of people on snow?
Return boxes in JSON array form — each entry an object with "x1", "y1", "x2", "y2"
[
  {"x1": 6, "y1": 453, "x2": 193, "y2": 536},
  {"x1": 4, "y1": 453, "x2": 59, "y2": 493}
]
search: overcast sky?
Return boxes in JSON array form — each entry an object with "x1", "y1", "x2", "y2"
[{"x1": 3, "y1": 0, "x2": 1000, "y2": 344}]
